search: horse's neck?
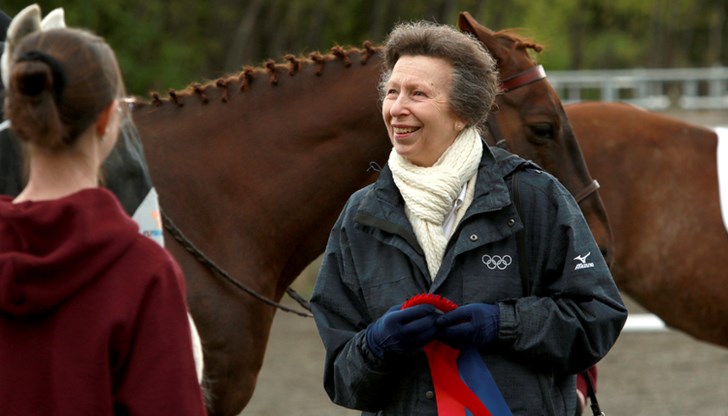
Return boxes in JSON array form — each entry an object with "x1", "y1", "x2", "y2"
[
  {"x1": 568, "y1": 101, "x2": 720, "y2": 244},
  {"x1": 134, "y1": 52, "x2": 390, "y2": 285}
]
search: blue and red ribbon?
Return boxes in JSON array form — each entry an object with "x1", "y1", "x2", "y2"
[{"x1": 402, "y1": 294, "x2": 512, "y2": 416}]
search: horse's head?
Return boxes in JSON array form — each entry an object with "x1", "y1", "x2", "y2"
[{"x1": 458, "y1": 12, "x2": 614, "y2": 265}]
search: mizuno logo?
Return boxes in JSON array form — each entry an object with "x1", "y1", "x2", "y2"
[
  {"x1": 574, "y1": 252, "x2": 591, "y2": 263},
  {"x1": 573, "y1": 252, "x2": 595, "y2": 270}
]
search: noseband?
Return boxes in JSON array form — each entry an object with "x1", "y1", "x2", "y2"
[{"x1": 486, "y1": 64, "x2": 600, "y2": 204}]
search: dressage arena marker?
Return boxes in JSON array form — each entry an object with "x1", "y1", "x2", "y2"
[
  {"x1": 624, "y1": 313, "x2": 668, "y2": 332},
  {"x1": 716, "y1": 127, "x2": 728, "y2": 234}
]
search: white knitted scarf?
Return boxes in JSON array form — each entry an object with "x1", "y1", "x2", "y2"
[{"x1": 389, "y1": 127, "x2": 483, "y2": 279}]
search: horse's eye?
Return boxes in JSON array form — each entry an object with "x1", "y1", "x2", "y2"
[{"x1": 527, "y1": 123, "x2": 555, "y2": 140}]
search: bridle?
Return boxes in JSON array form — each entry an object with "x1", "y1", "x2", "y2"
[{"x1": 485, "y1": 64, "x2": 601, "y2": 205}]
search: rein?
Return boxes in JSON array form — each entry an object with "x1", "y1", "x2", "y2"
[
  {"x1": 161, "y1": 210, "x2": 313, "y2": 318},
  {"x1": 486, "y1": 64, "x2": 601, "y2": 205}
]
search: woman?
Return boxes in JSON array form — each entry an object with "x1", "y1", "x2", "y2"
[
  {"x1": 310, "y1": 21, "x2": 627, "y2": 415},
  {"x1": 0, "y1": 28, "x2": 206, "y2": 415}
]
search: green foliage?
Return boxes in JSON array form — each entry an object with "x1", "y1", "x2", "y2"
[{"x1": 2, "y1": 0, "x2": 726, "y2": 97}]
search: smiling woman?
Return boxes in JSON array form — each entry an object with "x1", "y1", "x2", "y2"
[{"x1": 310, "y1": 20, "x2": 627, "y2": 416}]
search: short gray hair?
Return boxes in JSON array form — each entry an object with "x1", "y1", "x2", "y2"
[{"x1": 380, "y1": 21, "x2": 499, "y2": 129}]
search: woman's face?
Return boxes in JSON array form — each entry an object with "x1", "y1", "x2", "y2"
[{"x1": 382, "y1": 55, "x2": 465, "y2": 167}]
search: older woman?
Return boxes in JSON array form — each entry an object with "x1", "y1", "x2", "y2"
[{"x1": 310, "y1": 20, "x2": 626, "y2": 416}]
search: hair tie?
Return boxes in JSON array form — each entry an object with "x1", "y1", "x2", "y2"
[{"x1": 16, "y1": 50, "x2": 67, "y2": 103}]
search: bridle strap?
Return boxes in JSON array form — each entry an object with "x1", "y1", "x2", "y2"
[
  {"x1": 500, "y1": 64, "x2": 546, "y2": 93},
  {"x1": 573, "y1": 179, "x2": 601, "y2": 204},
  {"x1": 487, "y1": 64, "x2": 601, "y2": 205}
]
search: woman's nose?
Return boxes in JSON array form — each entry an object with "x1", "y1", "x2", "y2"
[{"x1": 389, "y1": 95, "x2": 409, "y2": 117}]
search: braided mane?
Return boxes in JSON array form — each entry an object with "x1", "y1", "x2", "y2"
[
  {"x1": 494, "y1": 29, "x2": 544, "y2": 57},
  {"x1": 145, "y1": 41, "x2": 382, "y2": 107}
]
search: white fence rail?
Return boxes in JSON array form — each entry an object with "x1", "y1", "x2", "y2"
[{"x1": 548, "y1": 66, "x2": 728, "y2": 110}]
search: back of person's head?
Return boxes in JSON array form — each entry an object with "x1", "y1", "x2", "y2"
[
  {"x1": 380, "y1": 21, "x2": 499, "y2": 129},
  {"x1": 5, "y1": 27, "x2": 125, "y2": 151}
]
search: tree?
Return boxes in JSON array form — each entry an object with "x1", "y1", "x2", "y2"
[{"x1": 2, "y1": 0, "x2": 725, "y2": 97}]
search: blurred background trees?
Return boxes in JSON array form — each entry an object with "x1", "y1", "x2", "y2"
[{"x1": 2, "y1": 0, "x2": 726, "y2": 97}]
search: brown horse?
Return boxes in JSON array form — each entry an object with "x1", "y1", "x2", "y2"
[
  {"x1": 567, "y1": 101, "x2": 728, "y2": 347},
  {"x1": 131, "y1": 12, "x2": 608, "y2": 415}
]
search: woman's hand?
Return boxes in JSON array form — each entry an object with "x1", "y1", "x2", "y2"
[
  {"x1": 365, "y1": 303, "x2": 440, "y2": 359},
  {"x1": 436, "y1": 303, "x2": 500, "y2": 349}
]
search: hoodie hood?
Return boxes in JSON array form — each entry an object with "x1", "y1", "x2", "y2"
[{"x1": 0, "y1": 188, "x2": 138, "y2": 316}]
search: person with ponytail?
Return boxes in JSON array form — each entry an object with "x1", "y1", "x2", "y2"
[
  {"x1": 310, "y1": 20, "x2": 627, "y2": 416},
  {"x1": 0, "y1": 27, "x2": 206, "y2": 415}
]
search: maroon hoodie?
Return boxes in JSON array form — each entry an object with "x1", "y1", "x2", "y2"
[{"x1": 0, "y1": 188, "x2": 206, "y2": 415}]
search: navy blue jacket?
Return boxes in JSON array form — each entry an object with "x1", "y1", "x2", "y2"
[{"x1": 311, "y1": 145, "x2": 627, "y2": 415}]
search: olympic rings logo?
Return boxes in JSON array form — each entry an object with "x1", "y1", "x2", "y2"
[{"x1": 481, "y1": 254, "x2": 512, "y2": 270}]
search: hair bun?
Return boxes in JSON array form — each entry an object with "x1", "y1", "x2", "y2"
[
  {"x1": 15, "y1": 50, "x2": 67, "y2": 102},
  {"x1": 16, "y1": 66, "x2": 52, "y2": 97}
]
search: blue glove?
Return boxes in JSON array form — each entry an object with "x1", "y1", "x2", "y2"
[
  {"x1": 365, "y1": 303, "x2": 440, "y2": 359},
  {"x1": 435, "y1": 303, "x2": 500, "y2": 349}
]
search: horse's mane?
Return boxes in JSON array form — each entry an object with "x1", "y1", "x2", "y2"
[
  {"x1": 138, "y1": 29, "x2": 542, "y2": 108},
  {"x1": 143, "y1": 42, "x2": 382, "y2": 107},
  {"x1": 493, "y1": 29, "x2": 544, "y2": 56}
]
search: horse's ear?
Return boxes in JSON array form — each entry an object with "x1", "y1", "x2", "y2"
[
  {"x1": 41, "y1": 8, "x2": 66, "y2": 30},
  {"x1": 457, "y1": 11, "x2": 507, "y2": 66},
  {"x1": 5, "y1": 4, "x2": 42, "y2": 44},
  {"x1": 1, "y1": 4, "x2": 42, "y2": 88},
  {"x1": 1, "y1": 5, "x2": 65, "y2": 89},
  {"x1": 457, "y1": 11, "x2": 480, "y2": 36}
]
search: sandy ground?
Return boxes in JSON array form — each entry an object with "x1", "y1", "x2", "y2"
[{"x1": 244, "y1": 109, "x2": 728, "y2": 415}]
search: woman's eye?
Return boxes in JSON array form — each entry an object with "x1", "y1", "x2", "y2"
[
  {"x1": 386, "y1": 89, "x2": 398, "y2": 96},
  {"x1": 413, "y1": 91, "x2": 425, "y2": 97}
]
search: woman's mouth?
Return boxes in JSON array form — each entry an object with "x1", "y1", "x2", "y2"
[
  {"x1": 393, "y1": 126, "x2": 420, "y2": 137},
  {"x1": 394, "y1": 126, "x2": 419, "y2": 134}
]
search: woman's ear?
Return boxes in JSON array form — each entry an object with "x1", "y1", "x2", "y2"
[{"x1": 95, "y1": 101, "x2": 116, "y2": 139}]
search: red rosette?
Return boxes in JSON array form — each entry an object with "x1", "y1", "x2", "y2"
[{"x1": 401, "y1": 293, "x2": 458, "y2": 313}]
